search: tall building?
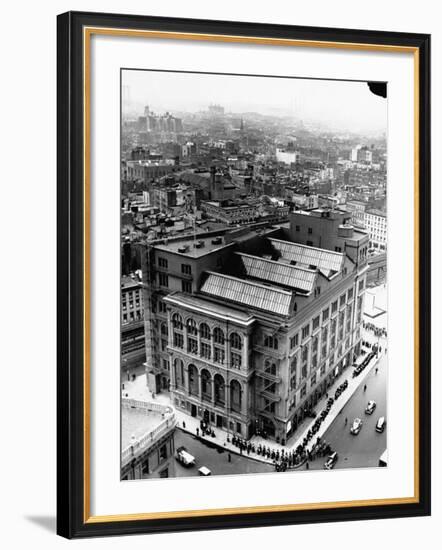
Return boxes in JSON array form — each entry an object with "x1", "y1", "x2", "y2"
[
  {"x1": 140, "y1": 211, "x2": 369, "y2": 444},
  {"x1": 121, "y1": 274, "x2": 145, "y2": 370}
]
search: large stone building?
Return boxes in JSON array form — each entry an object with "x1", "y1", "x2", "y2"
[{"x1": 141, "y1": 210, "x2": 369, "y2": 444}]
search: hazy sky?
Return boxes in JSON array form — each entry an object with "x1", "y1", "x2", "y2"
[{"x1": 122, "y1": 69, "x2": 387, "y2": 135}]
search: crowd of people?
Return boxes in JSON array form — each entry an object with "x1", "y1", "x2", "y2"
[
  {"x1": 363, "y1": 321, "x2": 387, "y2": 339},
  {"x1": 221, "y1": 380, "x2": 349, "y2": 472}
]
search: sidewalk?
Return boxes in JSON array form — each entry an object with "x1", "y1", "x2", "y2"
[{"x1": 122, "y1": 344, "x2": 385, "y2": 466}]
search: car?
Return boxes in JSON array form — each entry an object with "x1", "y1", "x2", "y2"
[
  {"x1": 365, "y1": 400, "x2": 377, "y2": 415},
  {"x1": 324, "y1": 452, "x2": 338, "y2": 470},
  {"x1": 375, "y1": 416, "x2": 386, "y2": 433},
  {"x1": 198, "y1": 466, "x2": 212, "y2": 476},
  {"x1": 175, "y1": 446, "x2": 196, "y2": 467},
  {"x1": 350, "y1": 418, "x2": 363, "y2": 435}
]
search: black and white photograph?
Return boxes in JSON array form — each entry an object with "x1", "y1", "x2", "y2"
[{"x1": 120, "y1": 69, "x2": 388, "y2": 481}]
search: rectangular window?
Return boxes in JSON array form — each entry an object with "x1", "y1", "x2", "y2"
[
  {"x1": 295, "y1": 225, "x2": 300, "y2": 232},
  {"x1": 181, "y1": 264, "x2": 192, "y2": 275},
  {"x1": 331, "y1": 300, "x2": 338, "y2": 314},
  {"x1": 231, "y1": 352, "x2": 242, "y2": 369},
  {"x1": 181, "y1": 280, "x2": 192, "y2": 293},
  {"x1": 290, "y1": 334, "x2": 299, "y2": 349},
  {"x1": 201, "y1": 342, "x2": 211, "y2": 360},
  {"x1": 358, "y1": 279, "x2": 365, "y2": 292},
  {"x1": 159, "y1": 444, "x2": 168, "y2": 461},
  {"x1": 322, "y1": 307, "x2": 329, "y2": 322},
  {"x1": 348, "y1": 287, "x2": 354, "y2": 301},
  {"x1": 301, "y1": 364, "x2": 308, "y2": 380},
  {"x1": 187, "y1": 337, "x2": 198, "y2": 355},
  {"x1": 214, "y1": 347, "x2": 225, "y2": 364},
  {"x1": 300, "y1": 384, "x2": 307, "y2": 398},
  {"x1": 158, "y1": 273, "x2": 168, "y2": 287},
  {"x1": 173, "y1": 332, "x2": 184, "y2": 349},
  {"x1": 312, "y1": 316, "x2": 320, "y2": 331},
  {"x1": 302, "y1": 324, "x2": 310, "y2": 340},
  {"x1": 158, "y1": 257, "x2": 168, "y2": 268},
  {"x1": 310, "y1": 373, "x2": 317, "y2": 386},
  {"x1": 306, "y1": 240, "x2": 313, "y2": 246},
  {"x1": 335, "y1": 246, "x2": 342, "y2": 252},
  {"x1": 340, "y1": 293, "x2": 346, "y2": 308}
]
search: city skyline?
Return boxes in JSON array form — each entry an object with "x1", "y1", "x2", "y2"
[{"x1": 122, "y1": 69, "x2": 387, "y2": 135}]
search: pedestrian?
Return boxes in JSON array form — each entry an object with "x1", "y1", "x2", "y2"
[
  {"x1": 183, "y1": 421, "x2": 186, "y2": 429},
  {"x1": 375, "y1": 368, "x2": 378, "y2": 375},
  {"x1": 363, "y1": 384, "x2": 367, "y2": 392},
  {"x1": 345, "y1": 417, "x2": 348, "y2": 426},
  {"x1": 305, "y1": 462, "x2": 309, "y2": 470},
  {"x1": 228, "y1": 453, "x2": 231, "y2": 463},
  {"x1": 196, "y1": 427, "x2": 199, "y2": 437}
]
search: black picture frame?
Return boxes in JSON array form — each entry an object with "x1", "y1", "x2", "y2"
[{"x1": 57, "y1": 10, "x2": 431, "y2": 539}]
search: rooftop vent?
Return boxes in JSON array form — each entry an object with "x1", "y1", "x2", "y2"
[
  {"x1": 211, "y1": 236, "x2": 223, "y2": 245},
  {"x1": 194, "y1": 240, "x2": 205, "y2": 249},
  {"x1": 177, "y1": 245, "x2": 189, "y2": 253}
]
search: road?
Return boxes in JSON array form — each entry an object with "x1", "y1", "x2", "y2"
[
  {"x1": 305, "y1": 353, "x2": 387, "y2": 471},
  {"x1": 172, "y1": 429, "x2": 274, "y2": 478}
]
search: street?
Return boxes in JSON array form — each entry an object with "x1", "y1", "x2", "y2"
[
  {"x1": 305, "y1": 352, "x2": 387, "y2": 470},
  {"x1": 171, "y1": 429, "x2": 274, "y2": 478}
]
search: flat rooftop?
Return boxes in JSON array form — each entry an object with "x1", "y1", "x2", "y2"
[
  {"x1": 154, "y1": 235, "x2": 233, "y2": 258},
  {"x1": 121, "y1": 407, "x2": 164, "y2": 449}
]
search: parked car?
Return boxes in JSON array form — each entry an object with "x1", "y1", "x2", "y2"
[
  {"x1": 350, "y1": 418, "x2": 363, "y2": 435},
  {"x1": 198, "y1": 466, "x2": 212, "y2": 476},
  {"x1": 375, "y1": 416, "x2": 386, "y2": 433},
  {"x1": 324, "y1": 452, "x2": 338, "y2": 470},
  {"x1": 365, "y1": 400, "x2": 377, "y2": 415},
  {"x1": 175, "y1": 446, "x2": 196, "y2": 467}
]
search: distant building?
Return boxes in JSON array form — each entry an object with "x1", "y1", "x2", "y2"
[
  {"x1": 346, "y1": 200, "x2": 367, "y2": 228},
  {"x1": 289, "y1": 192, "x2": 319, "y2": 210},
  {"x1": 143, "y1": 105, "x2": 183, "y2": 133},
  {"x1": 201, "y1": 200, "x2": 259, "y2": 225},
  {"x1": 126, "y1": 159, "x2": 175, "y2": 182},
  {"x1": 364, "y1": 209, "x2": 387, "y2": 251},
  {"x1": 121, "y1": 398, "x2": 176, "y2": 480},
  {"x1": 208, "y1": 104, "x2": 225, "y2": 116},
  {"x1": 276, "y1": 148, "x2": 299, "y2": 165}
]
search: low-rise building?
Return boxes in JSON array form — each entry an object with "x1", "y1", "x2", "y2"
[
  {"x1": 201, "y1": 200, "x2": 259, "y2": 225},
  {"x1": 121, "y1": 398, "x2": 177, "y2": 479}
]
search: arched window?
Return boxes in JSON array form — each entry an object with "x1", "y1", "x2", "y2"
[
  {"x1": 264, "y1": 335, "x2": 278, "y2": 350},
  {"x1": 172, "y1": 313, "x2": 183, "y2": 330},
  {"x1": 230, "y1": 380, "x2": 242, "y2": 412},
  {"x1": 174, "y1": 358, "x2": 184, "y2": 387},
  {"x1": 200, "y1": 323, "x2": 211, "y2": 340},
  {"x1": 160, "y1": 322, "x2": 168, "y2": 336},
  {"x1": 201, "y1": 369, "x2": 212, "y2": 400},
  {"x1": 230, "y1": 332, "x2": 242, "y2": 350},
  {"x1": 214, "y1": 374, "x2": 225, "y2": 405},
  {"x1": 265, "y1": 359, "x2": 277, "y2": 375},
  {"x1": 188, "y1": 364, "x2": 199, "y2": 396},
  {"x1": 186, "y1": 318, "x2": 197, "y2": 335},
  {"x1": 213, "y1": 327, "x2": 225, "y2": 345}
]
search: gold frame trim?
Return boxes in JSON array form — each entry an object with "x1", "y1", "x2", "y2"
[{"x1": 82, "y1": 27, "x2": 420, "y2": 524}]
